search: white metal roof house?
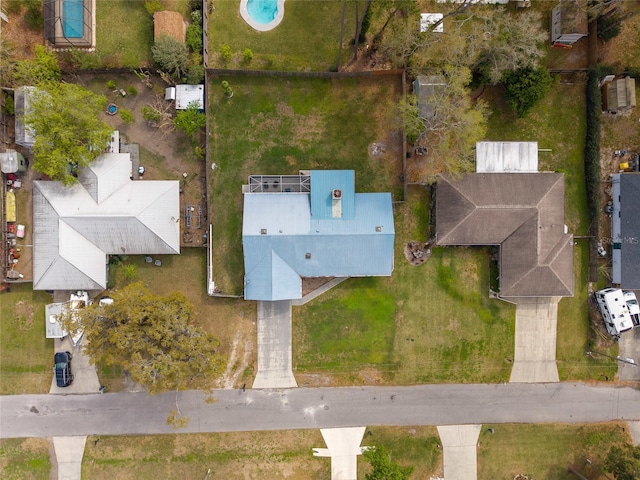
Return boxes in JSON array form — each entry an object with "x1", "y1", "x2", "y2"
[
  {"x1": 32, "y1": 152, "x2": 180, "y2": 291},
  {"x1": 611, "y1": 173, "x2": 640, "y2": 289},
  {"x1": 242, "y1": 170, "x2": 395, "y2": 301}
]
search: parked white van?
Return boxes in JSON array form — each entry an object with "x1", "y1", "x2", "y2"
[{"x1": 594, "y1": 288, "x2": 636, "y2": 336}]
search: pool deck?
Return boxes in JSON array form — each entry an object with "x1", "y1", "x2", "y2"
[{"x1": 239, "y1": 0, "x2": 285, "y2": 32}]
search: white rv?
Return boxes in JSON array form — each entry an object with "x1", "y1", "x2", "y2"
[{"x1": 594, "y1": 288, "x2": 639, "y2": 336}]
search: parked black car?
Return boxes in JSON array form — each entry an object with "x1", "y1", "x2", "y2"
[{"x1": 54, "y1": 351, "x2": 73, "y2": 387}]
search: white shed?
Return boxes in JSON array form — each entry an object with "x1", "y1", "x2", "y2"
[{"x1": 165, "y1": 84, "x2": 204, "y2": 110}]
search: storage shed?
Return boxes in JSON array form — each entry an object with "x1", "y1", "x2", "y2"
[{"x1": 165, "y1": 84, "x2": 204, "y2": 110}]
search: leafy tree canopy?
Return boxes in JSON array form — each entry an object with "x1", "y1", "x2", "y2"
[
  {"x1": 13, "y1": 45, "x2": 61, "y2": 86},
  {"x1": 604, "y1": 443, "x2": 640, "y2": 480},
  {"x1": 502, "y1": 67, "x2": 555, "y2": 118},
  {"x1": 23, "y1": 82, "x2": 112, "y2": 185},
  {"x1": 377, "y1": 4, "x2": 547, "y2": 84},
  {"x1": 174, "y1": 102, "x2": 206, "y2": 139},
  {"x1": 364, "y1": 445, "x2": 413, "y2": 480},
  {"x1": 401, "y1": 66, "x2": 488, "y2": 183},
  {"x1": 61, "y1": 283, "x2": 225, "y2": 393},
  {"x1": 152, "y1": 35, "x2": 190, "y2": 78}
]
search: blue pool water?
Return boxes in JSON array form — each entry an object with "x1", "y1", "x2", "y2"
[
  {"x1": 247, "y1": 0, "x2": 278, "y2": 25},
  {"x1": 63, "y1": 0, "x2": 84, "y2": 38}
]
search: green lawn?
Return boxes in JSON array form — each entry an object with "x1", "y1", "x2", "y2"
[
  {"x1": 477, "y1": 423, "x2": 630, "y2": 480},
  {"x1": 81, "y1": 431, "x2": 328, "y2": 480},
  {"x1": 0, "y1": 438, "x2": 51, "y2": 480},
  {"x1": 207, "y1": 0, "x2": 360, "y2": 71},
  {"x1": 96, "y1": 0, "x2": 154, "y2": 68},
  {"x1": 0, "y1": 284, "x2": 53, "y2": 394},
  {"x1": 208, "y1": 74, "x2": 403, "y2": 294},
  {"x1": 294, "y1": 186, "x2": 516, "y2": 385}
]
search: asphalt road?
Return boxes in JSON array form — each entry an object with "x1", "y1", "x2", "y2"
[{"x1": 2, "y1": 383, "x2": 639, "y2": 438}]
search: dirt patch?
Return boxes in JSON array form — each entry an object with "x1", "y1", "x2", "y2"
[
  {"x1": 358, "y1": 367, "x2": 385, "y2": 385},
  {"x1": 15, "y1": 300, "x2": 34, "y2": 329},
  {"x1": 218, "y1": 329, "x2": 254, "y2": 389},
  {"x1": 404, "y1": 241, "x2": 432, "y2": 266},
  {"x1": 1, "y1": 6, "x2": 43, "y2": 60},
  {"x1": 302, "y1": 277, "x2": 335, "y2": 297}
]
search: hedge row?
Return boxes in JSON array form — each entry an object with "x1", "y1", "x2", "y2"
[{"x1": 584, "y1": 65, "x2": 602, "y2": 234}]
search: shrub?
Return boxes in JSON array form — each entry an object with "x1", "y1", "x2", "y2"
[
  {"x1": 144, "y1": 0, "x2": 162, "y2": 15},
  {"x1": 121, "y1": 264, "x2": 137, "y2": 280},
  {"x1": 194, "y1": 146, "x2": 206, "y2": 160},
  {"x1": 220, "y1": 44, "x2": 232, "y2": 63},
  {"x1": 119, "y1": 108, "x2": 134, "y2": 124},
  {"x1": 106, "y1": 80, "x2": 117, "y2": 90},
  {"x1": 127, "y1": 85, "x2": 138, "y2": 96},
  {"x1": 221, "y1": 80, "x2": 229, "y2": 89},
  {"x1": 501, "y1": 67, "x2": 554, "y2": 118},
  {"x1": 174, "y1": 102, "x2": 206, "y2": 139},
  {"x1": 597, "y1": 9, "x2": 623, "y2": 41},
  {"x1": 186, "y1": 23, "x2": 203, "y2": 52},
  {"x1": 191, "y1": 9, "x2": 203, "y2": 26},
  {"x1": 186, "y1": 64, "x2": 205, "y2": 84},
  {"x1": 243, "y1": 48, "x2": 254, "y2": 63},
  {"x1": 152, "y1": 35, "x2": 190, "y2": 78},
  {"x1": 24, "y1": 0, "x2": 43, "y2": 31},
  {"x1": 2, "y1": 93, "x2": 14, "y2": 116},
  {"x1": 14, "y1": 45, "x2": 61, "y2": 86}
]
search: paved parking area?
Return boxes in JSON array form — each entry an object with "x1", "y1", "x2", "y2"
[
  {"x1": 509, "y1": 297, "x2": 561, "y2": 383},
  {"x1": 50, "y1": 336, "x2": 101, "y2": 395},
  {"x1": 252, "y1": 300, "x2": 297, "y2": 389}
]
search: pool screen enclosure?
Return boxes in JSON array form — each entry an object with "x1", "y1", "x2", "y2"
[{"x1": 44, "y1": 0, "x2": 95, "y2": 47}]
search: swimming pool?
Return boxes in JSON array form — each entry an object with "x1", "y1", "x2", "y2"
[
  {"x1": 240, "y1": 0, "x2": 285, "y2": 32},
  {"x1": 62, "y1": 0, "x2": 84, "y2": 38}
]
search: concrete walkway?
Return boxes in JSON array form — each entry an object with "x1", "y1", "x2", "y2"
[
  {"x1": 509, "y1": 297, "x2": 561, "y2": 383},
  {"x1": 291, "y1": 278, "x2": 349, "y2": 306},
  {"x1": 313, "y1": 427, "x2": 368, "y2": 480},
  {"x1": 437, "y1": 425, "x2": 481, "y2": 480},
  {"x1": 52, "y1": 436, "x2": 86, "y2": 480},
  {"x1": 252, "y1": 300, "x2": 297, "y2": 389}
]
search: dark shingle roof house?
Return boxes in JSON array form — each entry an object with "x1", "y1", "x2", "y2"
[
  {"x1": 242, "y1": 170, "x2": 395, "y2": 301},
  {"x1": 436, "y1": 173, "x2": 574, "y2": 298},
  {"x1": 611, "y1": 173, "x2": 640, "y2": 289}
]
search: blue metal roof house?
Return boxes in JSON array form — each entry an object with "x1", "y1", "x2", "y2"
[{"x1": 242, "y1": 170, "x2": 395, "y2": 301}]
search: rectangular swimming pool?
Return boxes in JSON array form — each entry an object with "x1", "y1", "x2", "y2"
[{"x1": 62, "y1": 0, "x2": 84, "y2": 38}]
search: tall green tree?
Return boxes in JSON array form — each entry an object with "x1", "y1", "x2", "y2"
[
  {"x1": 174, "y1": 101, "x2": 206, "y2": 140},
  {"x1": 502, "y1": 67, "x2": 555, "y2": 118},
  {"x1": 364, "y1": 445, "x2": 413, "y2": 480},
  {"x1": 152, "y1": 35, "x2": 190, "y2": 78},
  {"x1": 604, "y1": 443, "x2": 640, "y2": 480},
  {"x1": 401, "y1": 66, "x2": 488, "y2": 182},
  {"x1": 23, "y1": 82, "x2": 112, "y2": 185},
  {"x1": 61, "y1": 283, "x2": 225, "y2": 393}
]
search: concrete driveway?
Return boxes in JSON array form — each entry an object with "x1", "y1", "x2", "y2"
[
  {"x1": 50, "y1": 337, "x2": 101, "y2": 394},
  {"x1": 437, "y1": 425, "x2": 481, "y2": 480},
  {"x1": 509, "y1": 297, "x2": 561, "y2": 383},
  {"x1": 252, "y1": 300, "x2": 297, "y2": 389},
  {"x1": 618, "y1": 326, "x2": 640, "y2": 381}
]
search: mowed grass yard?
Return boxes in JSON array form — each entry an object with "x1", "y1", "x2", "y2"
[
  {"x1": 0, "y1": 284, "x2": 53, "y2": 394},
  {"x1": 0, "y1": 438, "x2": 51, "y2": 480},
  {"x1": 294, "y1": 186, "x2": 516, "y2": 386},
  {"x1": 96, "y1": 0, "x2": 189, "y2": 68},
  {"x1": 207, "y1": 0, "x2": 359, "y2": 71},
  {"x1": 208, "y1": 74, "x2": 403, "y2": 295}
]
